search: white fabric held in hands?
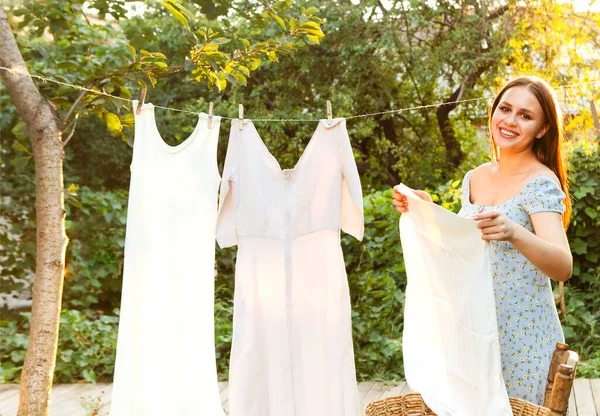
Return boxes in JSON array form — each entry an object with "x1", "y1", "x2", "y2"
[{"x1": 398, "y1": 184, "x2": 511, "y2": 416}]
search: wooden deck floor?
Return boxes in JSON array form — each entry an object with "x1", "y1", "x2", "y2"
[{"x1": 1, "y1": 380, "x2": 599, "y2": 415}]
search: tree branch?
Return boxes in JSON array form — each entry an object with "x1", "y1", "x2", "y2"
[
  {"x1": 376, "y1": 0, "x2": 388, "y2": 16},
  {"x1": 0, "y1": 15, "x2": 46, "y2": 127},
  {"x1": 61, "y1": 115, "x2": 79, "y2": 148},
  {"x1": 487, "y1": 4, "x2": 510, "y2": 20},
  {"x1": 62, "y1": 89, "x2": 87, "y2": 126}
]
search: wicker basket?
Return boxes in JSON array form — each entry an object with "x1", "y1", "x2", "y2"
[{"x1": 364, "y1": 393, "x2": 551, "y2": 416}]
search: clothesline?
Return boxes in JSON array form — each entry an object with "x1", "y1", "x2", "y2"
[{"x1": 1, "y1": 65, "x2": 598, "y2": 122}]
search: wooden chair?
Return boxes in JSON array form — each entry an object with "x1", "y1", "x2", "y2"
[
  {"x1": 544, "y1": 342, "x2": 579, "y2": 416},
  {"x1": 364, "y1": 342, "x2": 579, "y2": 416}
]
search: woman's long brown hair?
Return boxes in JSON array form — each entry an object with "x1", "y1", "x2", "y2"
[{"x1": 489, "y1": 76, "x2": 571, "y2": 229}]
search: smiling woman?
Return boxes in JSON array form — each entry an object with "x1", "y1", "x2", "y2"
[
  {"x1": 492, "y1": 88, "x2": 549, "y2": 150},
  {"x1": 392, "y1": 75, "x2": 573, "y2": 405}
]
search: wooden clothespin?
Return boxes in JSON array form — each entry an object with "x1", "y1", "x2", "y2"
[
  {"x1": 207, "y1": 102, "x2": 214, "y2": 129},
  {"x1": 136, "y1": 88, "x2": 147, "y2": 115},
  {"x1": 327, "y1": 100, "x2": 332, "y2": 125},
  {"x1": 239, "y1": 104, "x2": 244, "y2": 131}
]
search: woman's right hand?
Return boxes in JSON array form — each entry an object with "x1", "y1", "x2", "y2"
[{"x1": 392, "y1": 186, "x2": 432, "y2": 213}]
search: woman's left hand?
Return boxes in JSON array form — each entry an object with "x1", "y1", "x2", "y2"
[{"x1": 473, "y1": 210, "x2": 517, "y2": 241}]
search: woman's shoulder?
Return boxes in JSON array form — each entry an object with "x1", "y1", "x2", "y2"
[
  {"x1": 460, "y1": 163, "x2": 493, "y2": 203},
  {"x1": 528, "y1": 164, "x2": 560, "y2": 187},
  {"x1": 467, "y1": 162, "x2": 494, "y2": 183},
  {"x1": 520, "y1": 164, "x2": 566, "y2": 214}
]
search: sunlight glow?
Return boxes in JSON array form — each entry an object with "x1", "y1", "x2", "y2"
[{"x1": 571, "y1": 0, "x2": 600, "y2": 11}]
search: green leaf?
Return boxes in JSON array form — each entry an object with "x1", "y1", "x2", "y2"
[
  {"x1": 573, "y1": 186, "x2": 595, "y2": 199},
  {"x1": 584, "y1": 207, "x2": 598, "y2": 219},
  {"x1": 119, "y1": 86, "x2": 132, "y2": 99},
  {"x1": 203, "y1": 44, "x2": 220, "y2": 52},
  {"x1": 224, "y1": 72, "x2": 238, "y2": 84},
  {"x1": 249, "y1": 57, "x2": 261, "y2": 70},
  {"x1": 125, "y1": 44, "x2": 136, "y2": 61},
  {"x1": 11, "y1": 142, "x2": 30, "y2": 153},
  {"x1": 10, "y1": 121, "x2": 28, "y2": 140},
  {"x1": 81, "y1": 369, "x2": 96, "y2": 383},
  {"x1": 11, "y1": 350, "x2": 25, "y2": 363},
  {"x1": 237, "y1": 65, "x2": 250, "y2": 77},
  {"x1": 585, "y1": 251, "x2": 599, "y2": 262},
  {"x1": 300, "y1": 21, "x2": 323, "y2": 31},
  {"x1": 271, "y1": 13, "x2": 286, "y2": 31},
  {"x1": 211, "y1": 38, "x2": 231, "y2": 45},
  {"x1": 215, "y1": 77, "x2": 227, "y2": 91},
  {"x1": 159, "y1": 1, "x2": 190, "y2": 30},
  {"x1": 104, "y1": 113, "x2": 122, "y2": 133},
  {"x1": 240, "y1": 38, "x2": 251, "y2": 51},
  {"x1": 233, "y1": 73, "x2": 247, "y2": 86},
  {"x1": 65, "y1": 195, "x2": 83, "y2": 209},
  {"x1": 306, "y1": 34, "x2": 321, "y2": 44},
  {"x1": 11, "y1": 156, "x2": 31, "y2": 170},
  {"x1": 299, "y1": 21, "x2": 325, "y2": 38},
  {"x1": 122, "y1": 113, "x2": 135, "y2": 126},
  {"x1": 571, "y1": 238, "x2": 588, "y2": 255}
]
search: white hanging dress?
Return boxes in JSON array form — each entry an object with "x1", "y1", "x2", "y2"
[
  {"x1": 110, "y1": 101, "x2": 224, "y2": 416},
  {"x1": 216, "y1": 118, "x2": 364, "y2": 416}
]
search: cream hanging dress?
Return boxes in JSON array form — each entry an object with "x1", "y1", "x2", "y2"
[
  {"x1": 110, "y1": 102, "x2": 224, "y2": 416},
  {"x1": 216, "y1": 118, "x2": 364, "y2": 416}
]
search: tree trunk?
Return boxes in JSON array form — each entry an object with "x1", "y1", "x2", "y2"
[
  {"x1": 379, "y1": 116, "x2": 402, "y2": 185},
  {"x1": 1, "y1": 9, "x2": 68, "y2": 416},
  {"x1": 436, "y1": 5, "x2": 509, "y2": 172},
  {"x1": 436, "y1": 83, "x2": 466, "y2": 171}
]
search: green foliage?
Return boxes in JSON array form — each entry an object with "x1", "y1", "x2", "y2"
[
  {"x1": 64, "y1": 187, "x2": 129, "y2": 313},
  {"x1": 55, "y1": 310, "x2": 119, "y2": 383},
  {"x1": 188, "y1": 4, "x2": 325, "y2": 91},
  {"x1": 567, "y1": 141, "x2": 600, "y2": 284},
  {"x1": 0, "y1": 319, "x2": 28, "y2": 382},
  {"x1": 344, "y1": 190, "x2": 405, "y2": 380},
  {"x1": 8, "y1": 0, "x2": 324, "y2": 147},
  {"x1": 577, "y1": 349, "x2": 600, "y2": 379},
  {"x1": 562, "y1": 140, "x2": 600, "y2": 366},
  {"x1": 0, "y1": 137, "x2": 36, "y2": 311},
  {"x1": 1, "y1": 310, "x2": 119, "y2": 383}
]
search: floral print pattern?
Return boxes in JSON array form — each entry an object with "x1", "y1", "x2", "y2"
[{"x1": 458, "y1": 170, "x2": 565, "y2": 405}]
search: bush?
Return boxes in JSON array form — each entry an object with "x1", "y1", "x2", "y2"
[
  {"x1": 1, "y1": 310, "x2": 118, "y2": 383},
  {"x1": 344, "y1": 189, "x2": 405, "y2": 380},
  {"x1": 563, "y1": 140, "x2": 600, "y2": 370},
  {"x1": 63, "y1": 187, "x2": 129, "y2": 313}
]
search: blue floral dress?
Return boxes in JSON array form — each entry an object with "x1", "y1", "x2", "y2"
[{"x1": 457, "y1": 170, "x2": 566, "y2": 405}]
